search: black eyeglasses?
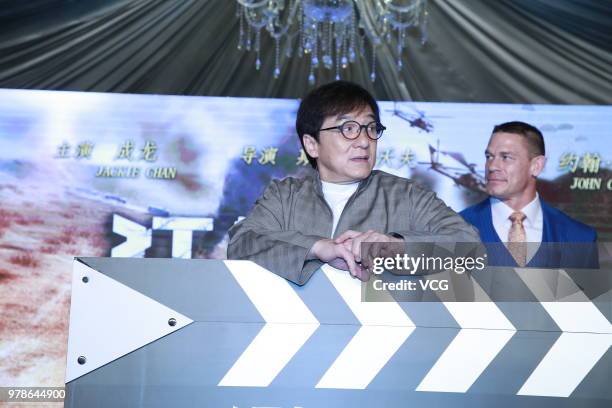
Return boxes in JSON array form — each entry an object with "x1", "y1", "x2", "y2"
[{"x1": 319, "y1": 120, "x2": 386, "y2": 140}]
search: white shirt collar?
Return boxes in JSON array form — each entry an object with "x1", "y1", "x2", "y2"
[
  {"x1": 490, "y1": 193, "x2": 542, "y2": 228},
  {"x1": 321, "y1": 180, "x2": 359, "y2": 195}
]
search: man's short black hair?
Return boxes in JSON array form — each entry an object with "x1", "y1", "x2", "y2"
[
  {"x1": 296, "y1": 80, "x2": 380, "y2": 168},
  {"x1": 492, "y1": 121, "x2": 545, "y2": 157}
]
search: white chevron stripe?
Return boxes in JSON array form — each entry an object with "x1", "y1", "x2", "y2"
[
  {"x1": 223, "y1": 261, "x2": 319, "y2": 324},
  {"x1": 317, "y1": 325, "x2": 414, "y2": 389},
  {"x1": 416, "y1": 281, "x2": 516, "y2": 393},
  {"x1": 218, "y1": 323, "x2": 318, "y2": 387},
  {"x1": 320, "y1": 265, "x2": 415, "y2": 326},
  {"x1": 416, "y1": 328, "x2": 515, "y2": 393},
  {"x1": 443, "y1": 280, "x2": 515, "y2": 330},
  {"x1": 518, "y1": 333, "x2": 612, "y2": 397},
  {"x1": 516, "y1": 268, "x2": 612, "y2": 333},
  {"x1": 539, "y1": 302, "x2": 612, "y2": 333},
  {"x1": 515, "y1": 268, "x2": 612, "y2": 397},
  {"x1": 316, "y1": 265, "x2": 414, "y2": 389},
  {"x1": 444, "y1": 302, "x2": 516, "y2": 330},
  {"x1": 219, "y1": 261, "x2": 319, "y2": 387}
]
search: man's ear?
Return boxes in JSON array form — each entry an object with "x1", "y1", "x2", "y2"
[
  {"x1": 302, "y1": 134, "x2": 319, "y2": 159},
  {"x1": 530, "y1": 155, "x2": 546, "y2": 177}
]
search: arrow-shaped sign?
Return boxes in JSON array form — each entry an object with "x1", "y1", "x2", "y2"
[{"x1": 66, "y1": 261, "x2": 192, "y2": 383}]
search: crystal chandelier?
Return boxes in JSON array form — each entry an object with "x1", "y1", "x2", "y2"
[{"x1": 235, "y1": 0, "x2": 428, "y2": 84}]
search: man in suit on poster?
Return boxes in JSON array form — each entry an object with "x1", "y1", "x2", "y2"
[
  {"x1": 460, "y1": 121, "x2": 597, "y2": 268},
  {"x1": 228, "y1": 80, "x2": 479, "y2": 285}
]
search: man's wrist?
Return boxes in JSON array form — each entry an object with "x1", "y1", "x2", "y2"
[{"x1": 306, "y1": 238, "x2": 326, "y2": 260}]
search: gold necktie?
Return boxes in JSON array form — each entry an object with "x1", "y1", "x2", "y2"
[{"x1": 508, "y1": 211, "x2": 527, "y2": 267}]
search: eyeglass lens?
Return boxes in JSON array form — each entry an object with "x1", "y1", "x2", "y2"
[{"x1": 341, "y1": 121, "x2": 382, "y2": 139}]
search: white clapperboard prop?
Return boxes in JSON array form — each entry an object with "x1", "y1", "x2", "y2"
[{"x1": 65, "y1": 257, "x2": 612, "y2": 408}]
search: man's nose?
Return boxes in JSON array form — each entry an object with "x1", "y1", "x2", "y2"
[
  {"x1": 487, "y1": 157, "x2": 500, "y2": 173},
  {"x1": 352, "y1": 128, "x2": 371, "y2": 148}
]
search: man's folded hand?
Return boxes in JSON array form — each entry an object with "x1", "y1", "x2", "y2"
[
  {"x1": 334, "y1": 230, "x2": 403, "y2": 272},
  {"x1": 309, "y1": 238, "x2": 369, "y2": 281}
]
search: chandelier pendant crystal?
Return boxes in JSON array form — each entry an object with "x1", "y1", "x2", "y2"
[{"x1": 235, "y1": 0, "x2": 428, "y2": 84}]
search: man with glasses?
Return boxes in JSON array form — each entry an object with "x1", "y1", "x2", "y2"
[{"x1": 228, "y1": 81, "x2": 478, "y2": 285}]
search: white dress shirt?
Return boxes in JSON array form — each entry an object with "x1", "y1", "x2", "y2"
[
  {"x1": 490, "y1": 194, "x2": 543, "y2": 262},
  {"x1": 321, "y1": 180, "x2": 359, "y2": 237}
]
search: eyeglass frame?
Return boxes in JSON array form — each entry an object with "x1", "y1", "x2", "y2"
[{"x1": 319, "y1": 120, "x2": 386, "y2": 141}]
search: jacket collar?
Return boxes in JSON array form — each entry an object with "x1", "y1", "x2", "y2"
[{"x1": 312, "y1": 169, "x2": 376, "y2": 198}]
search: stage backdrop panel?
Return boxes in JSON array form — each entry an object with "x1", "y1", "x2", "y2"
[{"x1": 0, "y1": 89, "x2": 610, "y2": 387}]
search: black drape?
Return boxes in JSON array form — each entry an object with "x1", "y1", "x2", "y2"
[{"x1": 0, "y1": 0, "x2": 610, "y2": 103}]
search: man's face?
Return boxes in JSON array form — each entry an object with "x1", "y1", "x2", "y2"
[
  {"x1": 304, "y1": 106, "x2": 378, "y2": 183},
  {"x1": 485, "y1": 132, "x2": 541, "y2": 200}
]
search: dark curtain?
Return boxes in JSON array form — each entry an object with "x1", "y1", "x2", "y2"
[{"x1": 0, "y1": 0, "x2": 610, "y2": 103}]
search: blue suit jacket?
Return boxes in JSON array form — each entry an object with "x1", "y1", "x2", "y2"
[{"x1": 460, "y1": 198, "x2": 598, "y2": 268}]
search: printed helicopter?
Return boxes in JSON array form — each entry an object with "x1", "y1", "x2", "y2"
[
  {"x1": 386, "y1": 102, "x2": 437, "y2": 133},
  {"x1": 418, "y1": 139, "x2": 487, "y2": 193}
]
